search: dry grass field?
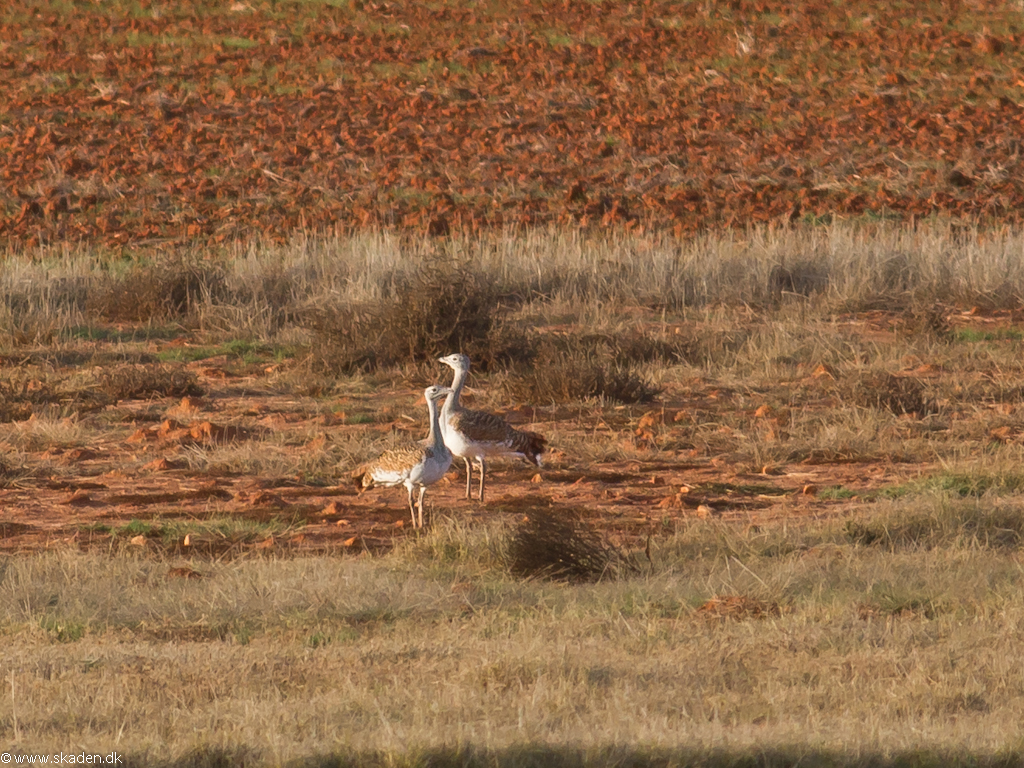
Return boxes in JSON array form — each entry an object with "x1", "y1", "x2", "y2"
[{"x1": 3, "y1": 224, "x2": 1024, "y2": 766}]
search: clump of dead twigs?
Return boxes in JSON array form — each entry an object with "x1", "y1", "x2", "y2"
[
  {"x1": 846, "y1": 371, "x2": 935, "y2": 417},
  {"x1": 95, "y1": 364, "x2": 203, "y2": 401},
  {"x1": 506, "y1": 508, "x2": 639, "y2": 583},
  {"x1": 87, "y1": 258, "x2": 226, "y2": 322},
  {"x1": 304, "y1": 259, "x2": 529, "y2": 374}
]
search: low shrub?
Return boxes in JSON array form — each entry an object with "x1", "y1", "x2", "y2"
[
  {"x1": 507, "y1": 508, "x2": 636, "y2": 582},
  {"x1": 846, "y1": 371, "x2": 934, "y2": 417},
  {"x1": 87, "y1": 258, "x2": 225, "y2": 323},
  {"x1": 305, "y1": 259, "x2": 525, "y2": 374},
  {"x1": 95, "y1": 364, "x2": 203, "y2": 400}
]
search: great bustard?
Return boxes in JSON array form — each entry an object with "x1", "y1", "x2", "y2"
[
  {"x1": 353, "y1": 385, "x2": 453, "y2": 529},
  {"x1": 437, "y1": 353, "x2": 546, "y2": 502}
]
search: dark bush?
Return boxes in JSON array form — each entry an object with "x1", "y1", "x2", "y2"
[
  {"x1": 506, "y1": 336, "x2": 661, "y2": 404},
  {"x1": 507, "y1": 508, "x2": 636, "y2": 582},
  {"x1": 768, "y1": 260, "x2": 830, "y2": 299},
  {"x1": 845, "y1": 503, "x2": 1024, "y2": 551},
  {"x1": 0, "y1": 458, "x2": 34, "y2": 489},
  {"x1": 568, "y1": 326, "x2": 747, "y2": 369},
  {"x1": 88, "y1": 258, "x2": 225, "y2": 323},
  {"x1": 509, "y1": 354, "x2": 659, "y2": 405},
  {"x1": 305, "y1": 259, "x2": 527, "y2": 374},
  {"x1": 897, "y1": 303, "x2": 951, "y2": 341},
  {"x1": 95, "y1": 364, "x2": 203, "y2": 400},
  {"x1": 846, "y1": 371, "x2": 934, "y2": 417}
]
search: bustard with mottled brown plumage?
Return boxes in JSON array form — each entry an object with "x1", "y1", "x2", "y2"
[
  {"x1": 437, "y1": 352, "x2": 546, "y2": 502},
  {"x1": 353, "y1": 385, "x2": 452, "y2": 528}
]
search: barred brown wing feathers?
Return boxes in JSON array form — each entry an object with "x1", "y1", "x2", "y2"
[
  {"x1": 372, "y1": 446, "x2": 423, "y2": 475},
  {"x1": 451, "y1": 408, "x2": 513, "y2": 444}
]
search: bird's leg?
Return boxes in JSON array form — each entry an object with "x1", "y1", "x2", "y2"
[
  {"x1": 463, "y1": 457, "x2": 473, "y2": 500},
  {"x1": 407, "y1": 486, "x2": 417, "y2": 528},
  {"x1": 417, "y1": 486, "x2": 427, "y2": 529},
  {"x1": 478, "y1": 457, "x2": 486, "y2": 503}
]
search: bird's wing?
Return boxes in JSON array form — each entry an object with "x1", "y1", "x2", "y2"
[{"x1": 450, "y1": 408, "x2": 518, "y2": 444}]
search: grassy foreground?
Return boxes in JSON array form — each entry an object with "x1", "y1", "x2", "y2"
[
  {"x1": 3, "y1": 507, "x2": 1024, "y2": 766},
  {"x1": 4, "y1": 222, "x2": 1024, "y2": 765}
]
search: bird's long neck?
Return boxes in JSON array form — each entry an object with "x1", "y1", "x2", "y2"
[
  {"x1": 443, "y1": 365, "x2": 468, "y2": 418},
  {"x1": 426, "y1": 396, "x2": 445, "y2": 450}
]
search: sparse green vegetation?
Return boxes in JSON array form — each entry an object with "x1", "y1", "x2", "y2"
[
  {"x1": 955, "y1": 328, "x2": 1024, "y2": 343},
  {"x1": 819, "y1": 485, "x2": 857, "y2": 500}
]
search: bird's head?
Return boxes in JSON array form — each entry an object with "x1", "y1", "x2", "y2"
[
  {"x1": 437, "y1": 352, "x2": 471, "y2": 371},
  {"x1": 424, "y1": 385, "x2": 453, "y2": 402}
]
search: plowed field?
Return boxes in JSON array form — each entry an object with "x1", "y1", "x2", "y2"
[{"x1": 3, "y1": 0, "x2": 1024, "y2": 248}]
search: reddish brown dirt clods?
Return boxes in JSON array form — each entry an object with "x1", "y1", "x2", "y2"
[{"x1": 2, "y1": 0, "x2": 1024, "y2": 248}]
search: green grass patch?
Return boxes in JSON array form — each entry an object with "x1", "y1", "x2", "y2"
[
  {"x1": 78, "y1": 523, "x2": 113, "y2": 534},
  {"x1": 39, "y1": 616, "x2": 87, "y2": 643},
  {"x1": 954, "y1": 327, "x2": 1024, "y2": 343},
  {"x1": 819, "y1": 485, "x2": 858, "y2": 500},
  {"x1": 341, "y1": 411, "x2": 377, "y2": 425},
  {"x1": 117, "y1": 519, "x2": 157, "y2": 538},
  {"x1": 863, "y1": 582, "x2": 948, "y2": 619},
  {"x1": 155, "y1": 340, "x2": 293, "y2": 365},
  {"x1": 159, "y1": 517, "x2": 289, "y2": 543},
  {"x1": 221, "y1": 36, "x2": 258, "y2": 50},
  {"x1": 222, "y1": 339, "x2": 289, "y2": 364},
  {"x1": 879, "y1": 471, "x2": 1024, "y2": 500},
  {"x1": 111, "y1": 517, "x2": 290, "y2": 545},
  {"x1": 124, "y1": 31, "x2": 197, "y2": 47}
]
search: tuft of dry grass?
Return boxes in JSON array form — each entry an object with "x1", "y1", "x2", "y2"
[
  {"x1": 179, "y1": 430, "x2": 343, "y2": 482},
  {"x1": 846, "y1": 371, "x2": 935, "y2": 417},
  {"x1": 506, "y1": 338, "x2": 661, "y2": 405},
  {"x1": 0, "y1": 412, "x2": 95, "y2": 452},
  {"x1": 506, "y1": 508, "x2": 638, "y2": 582},
  {"x1": 304, "y1": 259, "x2": 528, "y2": 374},
  {"x1": 94, "y1": 364, "x2": 203, "y2": 401},
  {"x1": 87, "y1": 257, "x2": 225, "y2": 323},
  {"x1": 509, "y1": 357, "x2": 659, "y2": 405},
  {"x1": 0, "y1": 371, "x2": 117, "y2": 422},
  {"x1": 0, "y1": 374, "x2": 59, "y2": 422}
]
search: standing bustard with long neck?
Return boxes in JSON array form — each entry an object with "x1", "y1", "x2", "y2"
[
  {"x1": 354, "y1": 385, "x2": 452, "y2": 529},
  {"x1": 437, "y1": 353, "x2": 546, "y2": 503}
]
